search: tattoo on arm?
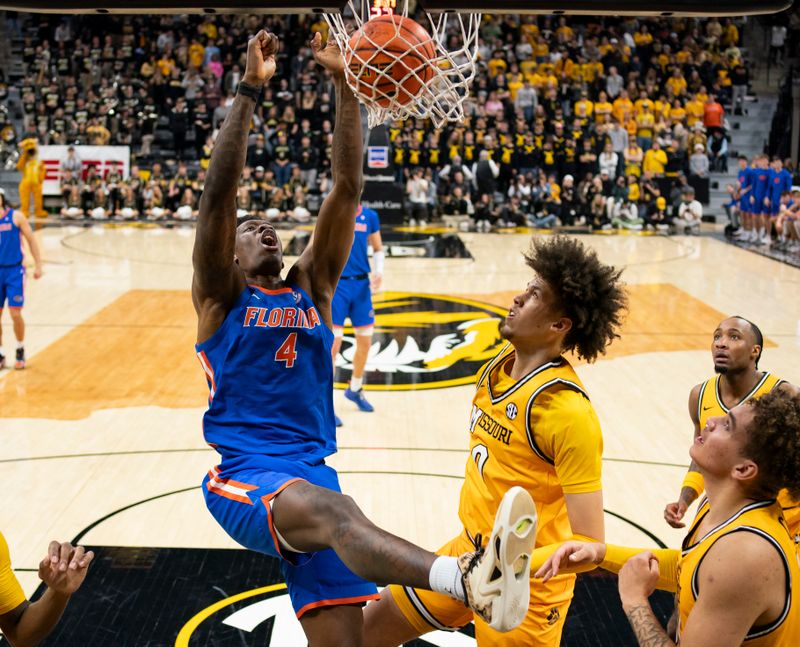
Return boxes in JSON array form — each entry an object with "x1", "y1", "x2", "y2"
[{"x1": 625, "y1": 604, "x2": 675, "y2": 647}]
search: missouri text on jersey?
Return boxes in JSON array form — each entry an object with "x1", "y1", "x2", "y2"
[{"x1": 469, "y1": 405, "x2": 513, "y2": 445}]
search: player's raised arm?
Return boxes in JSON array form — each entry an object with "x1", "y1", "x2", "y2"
[
  {"x1": 192, "y1": 30, "x2": 278, "y2": 341},
  {"x1": 289, "y1": 32, "x2": 362, "y2": 316}
]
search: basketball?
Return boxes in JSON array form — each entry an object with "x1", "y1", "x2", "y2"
[{"x1": 345, "y1": 14, "x2": 437, "y2": 108}]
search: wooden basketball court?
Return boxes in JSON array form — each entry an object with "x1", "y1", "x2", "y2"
[{"x1": 1, "y1": 224, "x2": 798, "y2": 644}]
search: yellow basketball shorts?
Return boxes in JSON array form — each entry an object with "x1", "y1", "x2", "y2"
[{"x1": 388, "y1": 530, "x2": 575, "y2": 647}]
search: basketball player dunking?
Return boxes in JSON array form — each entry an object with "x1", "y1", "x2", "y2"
[
  {"x1": 192, "y1": 30, "x2": 534, "y2": 645},
  {"x1": 539, "y1": 389, "x2": 800, "y2": 646},
  {"x1": 363, "y1": 237, "x2": 628, "y2": 646},
  {"x1": 664, "y1": 317, "x2": 800, "y2": 538}
]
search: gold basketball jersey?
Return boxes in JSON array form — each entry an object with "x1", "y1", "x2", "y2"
[
  {"x1": 696, "y1": 373, "x2": 799, "y2": 535},
  {"x1": 678, "y1": 499, "x2": 800, "y2": 645},
  {"x1": 459, "y1": 344, "x2": 603, "y2": 550},
  {"x1": 696, "y1": 372, "x2": 783, "y2": 430}
]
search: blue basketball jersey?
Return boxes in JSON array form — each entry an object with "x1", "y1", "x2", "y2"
[
  {"x1": 196, "y1": 284, "x2": 336, "y2": 467},
  {"x1": 738, "y1": 167, "x2": 751, "y2": 191},
  {"x1": 0, "y1": 209, "x2": 22, "y2": 267},
  {"x1": 341, "y1": 206, "x2": 380, "y2": 278},
  {"x1": 768, "y1": 168, "x2": 792, "y2": 202},
  {"x1": 752, "y1": 168, "x2": 771, "y2": 199}
]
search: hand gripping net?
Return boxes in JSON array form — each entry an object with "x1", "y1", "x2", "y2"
[{"x1": 324, "y1": 1, "x2": 481, "y2": 128}]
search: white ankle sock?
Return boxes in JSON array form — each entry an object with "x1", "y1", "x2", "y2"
[
  {"x1": 350, "y1": 376, "x2": 363, "y2": 391},
  {"x1": 16, "y1": 342, "x2": 24, "y2": 350},
  {"x1": 429, "y1": 556, "x2": 465, "y2": 600}
]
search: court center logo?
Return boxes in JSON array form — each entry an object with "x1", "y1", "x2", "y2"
[
  {"x1": 334, "y1": 291, "x2": 508, "y2": 391},
  {"x1": 176, "y1": 584, "x2": 478, "y2": 646}
]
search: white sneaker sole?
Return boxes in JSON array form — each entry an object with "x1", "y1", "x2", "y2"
[{"x1": 482, "y1": 486, "x2": 538, "y2": 632}]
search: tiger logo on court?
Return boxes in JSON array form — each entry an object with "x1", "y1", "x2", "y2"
[{"x1": 333, "y1": 291, "x2": 507, "y2": 391}]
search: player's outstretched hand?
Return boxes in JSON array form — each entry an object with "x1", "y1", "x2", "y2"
[
  {"x1": 243, "y1": 30, "x2": 279, "y2": 86},
  {"x1": 534, "y1": 540, "x2": 605, "y2": 583},
  {"x1": 663, "y1": 500, "x2": 687, "y2": 528},
  {"x1": 38, "y1": 541, "x2": 95, "y2": 595},
  {"x1": 618, "y1": 551, "x2": 660, "y2": 608},
  {"x1": 310, "y1": 31, "x2": 345, "y2": 76}
]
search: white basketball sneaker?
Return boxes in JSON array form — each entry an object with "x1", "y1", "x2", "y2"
[{"x1": 457, "y1": 486, "x2": 537, "y2": 632}]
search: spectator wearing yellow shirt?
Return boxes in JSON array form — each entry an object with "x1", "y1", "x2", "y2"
[
  {"x1": 634, "y1": 91, "x2": 654, "y2": 116},
  {"x1": 574, "y1": 90, "x2": 594, "y2": 119},
  {"x1": 654, "y1": 94, "x2": 672, "y2": 121},
  {"x1": 487, "y1": 50, "x2": 507, "y2": 77},
  {"x1": 533, "y1": 37, "x2": 549, "y2": 63},
  {"x1": 685, "y1": 93, "x2": 705, "y2": 127},
  {"x1": 594, "y1": 91, "x2": 612, "y2": 124},
  {"x1": 188, "y1": 38, "x2": 205, "y2": 70},
  {"x1": 627, "y1": 175, "x2": 641, "y2": 203},
  {"x1": 156, "y1": 52, "x2": 175, "y2": 77},
  {"x1": 666, "y1": 67, "x2": 688, "y2": 97},
  {"x1": 555, "y1": 54, "x2": 575, "y2": 82},
  {"x1": 507, "y1": 70, "x2": 524, "y2": 101},
  {"x1": 643, "y1": 140, "x2": 668, "y2": 176},
  {"x1": 624, "y1": 141, "x2": 644, "y2": 178},
  {"x1": 555, "y1": 16, "x2": 574, "y2": 44},
  {"x1": 0, "y1": 532, "x2": 94, "y2": 647},
  {"x1": 634, "y1": 25, "x2": 654, "y2": 48},
  {"x1": 635, "y1": 106, "x2": 656, "y2": 150},
  {"x1": 199, "y1": 18, "x2": 217, "y2": 40},
  {"x1": 721, "y1": 18, "x2": 739, "y2": 48},
  {"x1": 688, "y1": 123, "x2": 708, "y2": 153},
  {"x1": 669, "y1": 99, "x2": 687, "y2": 126},
  {"x1": 612, "y1": 90, "x2": 634, "y2": 124}
]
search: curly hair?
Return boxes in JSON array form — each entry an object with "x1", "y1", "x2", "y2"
[
  {"x1": 523, "y1": 236, "x2": 627, "y2": 363},
  {"x1": 744, "y1": 389, "x2": 800, "y2": 501}
]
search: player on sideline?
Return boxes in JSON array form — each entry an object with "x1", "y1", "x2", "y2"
[
  {"x1": 732, "y1": 155, "x2": 752, "y2": 240},
  {"x1": 0, "y1": 187, "x2": 43, "y2": 370},
  {"x1": 764, "y1": 156, "x2": 792, "y2": 244},
  {"x1": 191, "y1": 30, "x2": 534, "y2": 645},
  {"x1": 664, "y1": 316, "x2": 799, "y2": 537},
  {"x1": 363, "y1": 236, "x2": 628, "y2": 646},
  {"x1": 750, "y1": 154, "x2": 771, "y2": 245},
  {"x1": 538, "y1": 389, "x2": 800, "y2": 646},
  {"x1": 331, "y1": 203, "x2": 384, "y2": 423},
  {"x1": 0, "y1": 532, "x2": 94, "y2": 646}
]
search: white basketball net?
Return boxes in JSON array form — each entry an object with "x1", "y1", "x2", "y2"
[{"x1": 324, "y1": 0, "x2": 481, "y2": 128}]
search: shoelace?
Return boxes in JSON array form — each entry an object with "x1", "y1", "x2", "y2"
[{"x1": 460, "y1": 532, "x2": 485, "y2": 605}]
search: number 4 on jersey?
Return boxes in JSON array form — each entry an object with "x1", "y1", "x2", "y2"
[{"x1": 275, "y1": 333, "x2": 298, "y2": 368}]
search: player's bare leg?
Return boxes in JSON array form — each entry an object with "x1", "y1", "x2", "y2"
[
  {"x1": 273, "y1": 481, "x2": 537, "y2": 633},
  {"x1": 9, "y1": 308, "x2": 25, "y2": 368},
  {"x1": 346, "y1": 329, "x2": 374, "y2": 411},
  {"x1": 301, "y1": 604, "x2": 365, "y2": 647},
  {"x1": 272, "y1": 480, "x2": 437, "y2": 589}
]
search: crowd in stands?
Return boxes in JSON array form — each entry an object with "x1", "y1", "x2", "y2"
[{"x1": 0, "y1": 10, "x2": 777, "y2": 232}]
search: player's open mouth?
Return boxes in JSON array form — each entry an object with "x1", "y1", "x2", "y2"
[
  {"x1": 695, "y1": 434, "x2": 705, "y2": 445},
  {"x1": 261, "y1": 231, "x2": 278, "y2": 248}
]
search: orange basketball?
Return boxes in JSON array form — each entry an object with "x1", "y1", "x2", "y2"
[{"x1": 345, "y1": 14, "x2": 437, "y2": 108}]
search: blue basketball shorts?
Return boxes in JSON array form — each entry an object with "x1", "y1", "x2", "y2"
[
  {"x1": 738, "y1": 198, "x2": 751, "y2": 214},
  {"x1": 0, "y1": 265, "x2": 24, "y2": 308},
  {"x1": 202, "y1": 457, "x2": 379, "y2": 618},
  {"x1": 331, "y1": 277, "x2": 375, "y2": 329},
  {"x1": 751, "y1": 196, "x2": 766, "y2": 216}
]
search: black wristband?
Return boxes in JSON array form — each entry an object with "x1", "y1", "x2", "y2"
[{"x1": 237, "y1": 81, "x2": 263, "y2": 102}]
